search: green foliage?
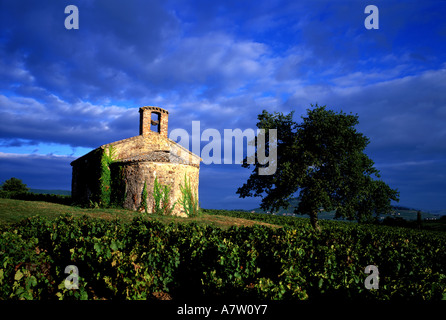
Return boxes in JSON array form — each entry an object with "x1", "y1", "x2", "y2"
[
  {"x1": 237, "y1": 105, "x2": 399, "y2": 229},
  {"x1": 0, "y1": 178, "x2": 29, "y2": 198},
  {"x1": 0, "y1": 178, "x2": 72, "y2": 206},
  {"x1": 99, "y1": 146, "x2": 116, "y2": 208},
  {"x1": 140, "y1": 181, "x2": 149, "y2": 214},
  {"x1": 179, "y1": 174, "x2": 199, "y2": 217},
  {"x1": 152, "y1": 177, "x2": 176, "y2": 216},
  {"x1": 0, "y1": 213, "x2": 444, "y2": 300},
  {"x1": 0, "y1": 224, "x2": 54, "y2": 299}
]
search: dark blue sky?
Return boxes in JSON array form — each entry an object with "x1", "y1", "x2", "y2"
[{"x1": 1, "y1": 0, "x2": 445, "y2": 211}]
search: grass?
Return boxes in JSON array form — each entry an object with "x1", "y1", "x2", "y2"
[
  {"x1": 0, "y1": 198, "x2": 138, "y2": 224},
  {"x1": 0, "y1": 198, "x2": 279, "y2": 229}
]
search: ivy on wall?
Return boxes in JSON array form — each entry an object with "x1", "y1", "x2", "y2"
[
  {"x1": 97, "y1": 146, "x2": 199, "y2": 217},
  {"x1": 140, "y1": 181, "x2": 149, "y2": 214},
  {"x1": 151, "y1": 177, "x2": 176, "y2": 216},
  {"x1": 98, "y1": 145, "x2": 129, "y2": 209},
  {"x1": 179, "y1": 174, "x2": 200, "y2": 217}
]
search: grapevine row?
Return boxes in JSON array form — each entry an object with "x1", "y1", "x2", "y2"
[{"x1": 0, "y1": 213, "x2": 445, "y2": 300}]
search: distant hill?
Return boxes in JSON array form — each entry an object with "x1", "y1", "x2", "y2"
[
  {"x1": 428, "y1": 209, "x2": 446, "y2": 216},
  {"x1": 29, "y1": 189, "x2": 71, "y2": 196},
  {"x1": 250, "y1": 198, "x2": 441, "y2": 221}
]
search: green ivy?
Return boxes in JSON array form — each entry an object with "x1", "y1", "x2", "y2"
[
  {"x1": 99, "y1": 146, "x2": 116, "y2": 208},
  {"x1": 152, "y1": 177, "x2": 176, "y2": 216},
  {"x1": 140, "y1": 181, "x2": 148, "y2": 214},
  {"x1": 179, "y1": 174, "x2": 199, "y2": 217}
]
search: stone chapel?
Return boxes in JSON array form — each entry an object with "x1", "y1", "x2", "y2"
[{"x1": 71, "y1": 106, "x2": 201, "y2": 217}]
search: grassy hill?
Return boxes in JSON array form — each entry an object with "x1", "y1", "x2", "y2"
[
  {"x1": 0, "y1": 198, "x2": 279, "y2": 229},
  {"x1": 1, "y1": 197, "x2": 444, "y2": 232}
]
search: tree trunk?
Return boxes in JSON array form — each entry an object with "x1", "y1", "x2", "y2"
[{"x1": 310, "y1": 211, "x2": 321, "y2": 231}]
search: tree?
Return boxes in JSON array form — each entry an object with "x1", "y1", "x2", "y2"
[
  {"x1": 237, "y1": 105, "x2": 399, "y2": 230},
  {"x1": 0, "y1": 177, "x2": 29, "y2": 197}
]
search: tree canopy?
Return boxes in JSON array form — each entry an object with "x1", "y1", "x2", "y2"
[
  {"x1": 0, "y1": 177, "x2": 29, "y2": 196},
  {"x1": 237, "y1": 105, "x2": 399, "y2": 229}
]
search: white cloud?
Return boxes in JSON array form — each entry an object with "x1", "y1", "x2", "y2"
[
  {"x1": 0, "y1": 94, "x2": 136, "y2": 148},
  {"x1": 0, "y1": 151, "x2": 73, "y2": 160},
  {"x1": 142, "y1": 32, "x2": 273, "y2": 95}
]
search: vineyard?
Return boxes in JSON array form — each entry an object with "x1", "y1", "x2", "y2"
[{"x1": 0, "y1": 209, "x2": 445, "y2": 300}]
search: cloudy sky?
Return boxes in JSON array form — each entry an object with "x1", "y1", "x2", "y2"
[{"x1": 1, "y1": 0, "x2": 445, "y2": 212}]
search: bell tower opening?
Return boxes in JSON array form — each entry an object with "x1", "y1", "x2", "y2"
[
  {"x1": 151, "y1": 112, "x2": 160, "y2": 133},
  {"x1": 139, "y1": 106, "x2": 169, "y2": 137}
]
